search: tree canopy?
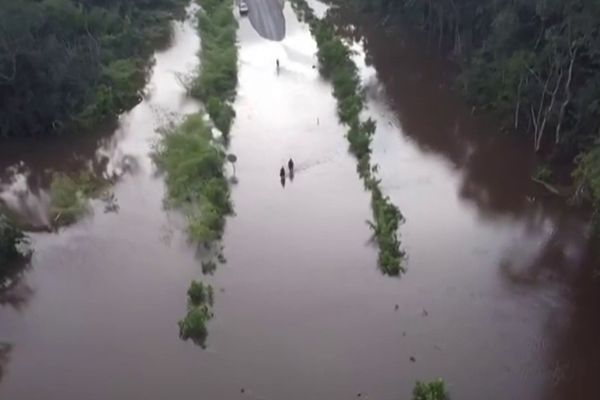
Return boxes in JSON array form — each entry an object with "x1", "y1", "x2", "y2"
[{"x1": 0, "y1": 0, "x2": 187, "y2": 138}]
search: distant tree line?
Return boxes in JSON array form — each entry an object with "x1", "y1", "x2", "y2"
[
  {"x1": 349, "y1": 0, "x2": 600, "y2": 209},
  {"x1": 0, "y1": 0, "x2": 187, "y2": 138}
]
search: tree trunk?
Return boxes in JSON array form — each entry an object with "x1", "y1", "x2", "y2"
[{"x1": 555, "y1": 46, "x2": 577, "y2": 145}]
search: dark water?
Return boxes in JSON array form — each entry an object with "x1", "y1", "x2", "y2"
[{"x1": 0, "y1": 1, "x2": 598, "y2": 399}]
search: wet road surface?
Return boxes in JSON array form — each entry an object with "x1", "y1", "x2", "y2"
[
  {"x1": 0, "y1": 1, "x2": 598, "y2": 400},
  {"x1": 246, "y1": 0, "x2": 285, "y2": 41}
]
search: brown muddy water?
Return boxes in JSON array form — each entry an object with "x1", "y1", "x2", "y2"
[{"x1": 0, "y1": 1, "x2": 598, "y2": 399}]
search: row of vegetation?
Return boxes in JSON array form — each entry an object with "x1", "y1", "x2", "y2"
[
  {"x1": 155, "y1": 0, "x2": 238, "y2": 346},
  {"x1": 347, "y1": 0, "x2": 600, "y2": 214},
  {"x1": 290, "y1": 0, "x2": 406, "y2": 275},
  {"x1": 0, "y1": 0, "x2": 189, "y2": 138},
  {"x1": 189, "y1": 0, "x2": 239, "y2": 142},
  {"x1": 154, "y1": 114, "x2": 231, "y2": 346}
]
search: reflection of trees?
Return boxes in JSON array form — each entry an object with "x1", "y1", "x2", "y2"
[
  {"x1": 0, "y1": 120, "x2": 127, "y2": 229},
  {"x1": 0, "y1": 343, "x2": 12, "y2": 385},
  {"x1": 328, "y1": 8, "x2": 599, "y2": 400},
  {"x1": 328, "y1": 8, "x2": 538, "y2": 219},
  {"x1": 541, "y1": 240, "x2": 600, "y2": 400},
  {"x1": 0, "y1": 256, "x2": 33, "y2": 310}
]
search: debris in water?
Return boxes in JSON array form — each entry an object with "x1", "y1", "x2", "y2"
[{"x1": 409, "y1": 356, "x2": 416, "y2": 362}]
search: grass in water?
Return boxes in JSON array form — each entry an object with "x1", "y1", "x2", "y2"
[
  {"x1": 290, "y1": 0, "x2": 406, "y2": 275},
  {"x1": 49, "y1": 172, "x2": 107, "y2": 226},
  {"x1": 190, "y1": 0, "x2": 239, "y2": 141},
  {"x1": 413, "y1": 379, "x2": 449, "y2": 400}
]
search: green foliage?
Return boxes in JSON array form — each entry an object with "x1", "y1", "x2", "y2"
[
  {"x1": 49, "y1": 171, "x2": 106, "y2": 226},
  {"x1": 534, "y1": 163, "x2": 554, "y2": 183},
  {"x1": 0, "y1": 215, "x2": 26, "y2": 266},
  {"x1": 574, "y1": 146, "x2": 600, "y2": 207},
  {"x1": 187, "y1": 280, "x2": 214, "y2": 306},
  {"x1": 0, "y1": 0, "x2": 188, "y2": 137},
  {"x1": 291, "y1": 0, "x2": 406, "y2": 275},
  {"x1": 189, "y1": 0, "x2": 239, "y2": 140},
  {"x1": 412, "y1": 379, "x2": 448, "y2": 400},
  {"x1": 179, "y1": 279, "x2": 215, "y2": 346},
  {"x1": 201, "y1": 259, "x2": 217, "y2": 274},
  {"x1": 178, "y1": 305, "x2": 211, "y2": 345},
  {"x1": 206, "y1": 97, "x2": 236, "y2": 136},
  {"x1": 154, "y1": 113, "x2": 232, "y2": 244}
]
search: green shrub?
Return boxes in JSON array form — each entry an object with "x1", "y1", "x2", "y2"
[
  {"x1": 187, "y1": 280, "x2": 214, "y2": 306},
  {"x1": 575, "y1": 146, "x2": 600, "y2": 206},
  {"x1": 178, "y1": 305, "x2": 211, "y2": 345},
  {"x1": 201, "y1": 259, "x2": 217, "y2": 274},
  {"x1": 206, "y1": 97, "x2": 236, "y2": 136},
  {"x1": 413, "y1": 379, "x2": 448, "y2": 400}
]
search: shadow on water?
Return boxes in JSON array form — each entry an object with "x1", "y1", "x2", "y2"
[{"x1": 0, "y1": 256, "x2": 33, "y2": 310}]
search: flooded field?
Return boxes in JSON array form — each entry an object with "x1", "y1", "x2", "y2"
[{"x1": 0, "y1": 1, "x2": 598, "y2": 399}]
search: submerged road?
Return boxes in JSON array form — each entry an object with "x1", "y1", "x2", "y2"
[{"x1": 245, "y1": 0, "x2": 285, "y2": 41}]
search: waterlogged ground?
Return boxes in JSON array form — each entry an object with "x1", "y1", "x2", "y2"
[{"x1": 0, "y1": 1, "x2": 598, "y2": 400}]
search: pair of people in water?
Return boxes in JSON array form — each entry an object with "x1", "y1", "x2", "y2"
[{"x1": 280, "y1": 158, "x2": 294, "y2": 180}]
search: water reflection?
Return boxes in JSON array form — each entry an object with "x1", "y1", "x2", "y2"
[
  {"x1": 0, "y1": 257, "x2": 32, "y2": 310},
  {"x1": 0, "y1": 344, "x2": 11, "y2": 385},
  {"x1": 327, "y1": 6, "x2": 597, "y2": 399}
]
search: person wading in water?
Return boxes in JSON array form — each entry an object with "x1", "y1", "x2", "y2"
[{"x1": 287, "y1": 158, "x2": 294, "y2": 173}]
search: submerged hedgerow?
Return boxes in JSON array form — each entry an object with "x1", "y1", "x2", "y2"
[
  {"x1": 154, "y1": 114, "x2": 232, "y2": 244},
  {"x1": 291, "y1": 0, "x2": 406, "y2": 275},
  {"x1": 190, "y1": 0, "x2": 239, "y2": 141}
]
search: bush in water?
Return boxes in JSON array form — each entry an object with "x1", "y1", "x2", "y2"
[
  {"x1": 179, "y1": 280, "x2": 215, "y2": 346},
  {"x1": 187, "y1": 280, "x2": 214, "y2": 306},
  {"x1": 412, "y1": 379, "x2": 448, "y2": 400},
  {"x1": 178, "y1": 305, "x2": 211, "y2": 346},
  {"x1": 202, "y1": 259, "x2": 218, "y2": 275}
]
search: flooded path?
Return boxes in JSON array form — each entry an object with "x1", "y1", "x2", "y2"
[{"x1": 0, "y1": 1, "x2": 598, "y2": 400}]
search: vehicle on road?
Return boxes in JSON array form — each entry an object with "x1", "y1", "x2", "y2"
[{"x1": 239, "y1": 1, "x2": 249, "y2": 15}]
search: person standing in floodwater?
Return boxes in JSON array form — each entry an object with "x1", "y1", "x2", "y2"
[
  {"x1": 279, "y1": 166, "x2": 285, "y2": 179},
  {"x1": 276, "y1": 59, "x2": 280, "y2": 70},
  {"x1": 288, "y1": 158, "x2": 294, "y2": 173}
]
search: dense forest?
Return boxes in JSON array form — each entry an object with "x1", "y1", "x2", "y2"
[
  {"x1": 349, "y1": 0, "x2": 600, "y2": 210},
  {"x1": 0, "y1": 0, "x2": 187, "y2": 138}
]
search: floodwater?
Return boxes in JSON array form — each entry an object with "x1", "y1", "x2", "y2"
[{"x1": 0, "y1": 1, "x2": 598, "y2": 400}]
